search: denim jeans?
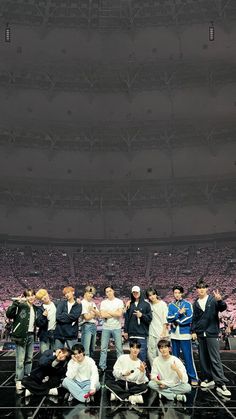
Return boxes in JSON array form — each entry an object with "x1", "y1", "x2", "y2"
[
  {"x1": 15, "y1": 333, "x2": 34, "y2": 382},
  {"x1": 54, "y1": 338, "x2": 78, "y2": 350},
  {"x1": 99, "y1": 328, "x2": 123, "y2": 370},
  {"x1": 40, "y1": 330, "x2": 55, "y2": 353},
  {"x1": 81, "y1": 323, "x2": 96, "y2": 357},
  {"x1": 63, "y1": 378, "x2": 100, "y2": 402}
]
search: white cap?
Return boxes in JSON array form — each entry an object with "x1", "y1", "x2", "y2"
[{"x1": 131, "y1": 286, "x2": 141, "y2": 293}]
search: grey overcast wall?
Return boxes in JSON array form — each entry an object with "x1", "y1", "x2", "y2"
[{"x1": 0, "y1": 0, "x2": 236, "y2": 240}]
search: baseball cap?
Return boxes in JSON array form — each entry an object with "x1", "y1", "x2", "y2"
[{"x1": 132, "y1": 286, "x2": 141, "y2": 293}]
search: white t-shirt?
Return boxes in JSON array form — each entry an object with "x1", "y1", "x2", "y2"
[
  {"x1": 28, "y1": 305, "x2": 35, "y2": 332},
  {"x1": 100, "y1": 298, "x2": 123, "y2": 330},
  {"x1": 151, "y1": 354, "x2": 188, "y2": 387},
  {"x1": 170, "y1": 325, "x2": 191, "y2": 340},
  {"x1": 149, "y1": 300, "x2": 168, "y2": 338},
  {"x1": 81, "y1": 298, "x2": 97, "y2": 324},
  {"x1": 66, "y1": 356, "x2": 99, "y2": 391},
  {"x1": 197, "y1": 295, "x2": 209, "y2": 337},
  {"x1": 198, "y1": 295, "x2": 208, "y2": 311},
  {"x1": 43, "y1": 301, "x2": 56, "y2": 331},
  {"x1": 67, "y1": 301, "x2": 74, "y2": 314},
  {"x1": 113, "y1": 354, "x2": 148, "y2": 384}
]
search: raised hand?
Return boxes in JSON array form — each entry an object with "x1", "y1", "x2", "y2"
[
  {"x1": 126, "y1": 300, "x2": 131, "y2": 310},
  {"x1": 213, "y1": 289, "x2": 222, "y2": 301},
  {"x1": 134, "y1": 310, "x2": 142, "y2": 318},
  {"x1": 179, "y1": 307, "x2": 186, "y2": 314},
  {"x1": 171, "y1": 361, "x2": 178, "y2": 372},
  {"x1": 138, "y1": 362, "x2": 146, "y2": 373}
]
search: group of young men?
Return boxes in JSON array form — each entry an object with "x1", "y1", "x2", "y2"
[{"x1": 5, "y1": 279, "x2": 231, "y2": 405}]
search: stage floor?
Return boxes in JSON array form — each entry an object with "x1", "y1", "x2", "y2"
[{"x1": 0, "y1": 349, "x2": 236, "y2": 418}]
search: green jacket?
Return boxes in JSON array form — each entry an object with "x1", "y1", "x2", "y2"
[{"x1": 6, "y1": 301, "x2": 38, "y2": 346}]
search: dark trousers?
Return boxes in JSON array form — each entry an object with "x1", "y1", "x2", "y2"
[
  {"x1": 198, "y1": 336, "x2": 228, "y2": 385},
  {"x1": 22, "y1": 375, "x2": 62, "y2": 396},
  {"x1": 105, "y1": 378, "x2": 148, "y2": 401}
]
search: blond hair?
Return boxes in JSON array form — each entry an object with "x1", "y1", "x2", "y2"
[
  {"x1": 36, "y1": 289, "x2": 48, "y2": 300},
  {"x1": 84, "y1": 285, "x2": 96, "y2": 295}
]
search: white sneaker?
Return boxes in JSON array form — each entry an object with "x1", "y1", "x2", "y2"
[
  {"x1": 16, "y1": 381, "x2": 24, "y2": 393},
  {"x1": 200, "y1": 380, "x2": 215, "y2": 388},
  {"x1": 175, "y1": 394, "x2": 187, "y2": 403},
  {"x1": 16, "y1": 381, "x2": 22, "y2": 391},
  {"x1": 129, "y1": 395, "x2": 143, "y2": 405},
  {"x1": 48, "y1": 388, "x2": 58, "y2": 396},
  {"x1": 216, "y1": 385, "x2": 231, "y2": 397},
  {"x1": 110, "y1": 393, "x2": 117, "y2": 401},
  {"x1": 25, "y1": 389, "x2": 31, "y2": 398}
]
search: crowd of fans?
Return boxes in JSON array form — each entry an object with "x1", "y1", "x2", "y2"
[{"x1": 0, "y1": 242, "x2": 236, "y2": 337}]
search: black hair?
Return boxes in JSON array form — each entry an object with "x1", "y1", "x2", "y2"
[
  {"x1": 23, "y1": 288, "x2": 35, "y2": 297},
  {"x1": 129, "y1": 339, "x2": 141, "y2": 349},
  {"x1": 172, "y1": 285, "x2": 184, "y2": 294},
  {"x1": 158, "y1": 339, "x2": 171, "y2": 349},
  {"x1": 146, "y1": 287, "x2": 158, "y2": 299},
  {"x1": 196, "y1": 280, "x2": 208, "y2": 289},
  {"x1": 104, "y1": 285, "x2": 114, "y2": 293},
  {"x1": 71, "y1": 343, "x2": 85, "y2": 354},
  {"x1": 58, "y1": 348, "x2": 70, "y2": 356}
]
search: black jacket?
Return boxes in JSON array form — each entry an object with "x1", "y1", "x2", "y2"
[
  {"x1": 124, "y1": 294, "x2": 152, "y2": 338},
  {"x1": 191, "y1": 295, "x2": 227, "y2": 337},
  {"x1": 54, "y1": 299, "x2": 82, "y2": 341},
  {"x1": 36, "y1": 303, "x2": 57, "y2": 343},
  {"x1": 28, "y1": 349, "x2": 68, "y2": 383}
]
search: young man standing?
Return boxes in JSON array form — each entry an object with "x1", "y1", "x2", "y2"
[
  {"x1": 54, "y1": 286, "x2": 82, "y2": 350},
  {"x1": 146, "y1": 287, "x2": 168, "y2": 366},
  {"x1": 124, "y1": 286, "x2": 152, "y2": 362},
  {"x1": 81, "y1": 285, "x2": 100, "y2": 357},
  {"x1": 105, "y1": 340, "x2": 148, "y2": 405},
  {"x1": 191, "y1": 280, "x2": 231, "y2": 397},
  {"x1": 6, "y1": 289, "x2": 37, "y2": 392},
  {"x1": 149, "y1": 339, "x2": 191, "y2": 402},
  {"x1": 63, "y1": 343, "x2": 100, "y2": 402},
  {"x1": 167, "y1": 285, "x2": 198, "y2": 386},
  {"x1": 99, "y1": 285, "x2": 124, "y2": 372},
  {"x1": 36, "y1": 288, "x2": 57, "y2": 353}
]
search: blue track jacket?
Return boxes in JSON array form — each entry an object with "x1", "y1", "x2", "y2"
[{"x1": 167, "y1": 299, "x2": 193, "y2": 336}]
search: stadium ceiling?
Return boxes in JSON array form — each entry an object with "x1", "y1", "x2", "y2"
[
  {"x1": 0, "y1": 0, "x2": 236, "y2": 30},
  {"x1": 0, "y1": 0, "x2": 235, "y2": 220},
  {"x1": 1, "y1": 59, "x2": 236, "y2": 94},
  {"x1": 0, "y1": 117, "x2": 235, "y2": 152},
  {"x1": 0, "y1": 175, "x2": 235, "y2": 211}
]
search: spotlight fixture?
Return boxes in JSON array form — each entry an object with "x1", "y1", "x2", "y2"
[
  {"x1": 5, "y1": 23, "x2": 11, "y2": 42},
  {"x1": 209, "y1": 21, "x2": 215, "y2": 41}
]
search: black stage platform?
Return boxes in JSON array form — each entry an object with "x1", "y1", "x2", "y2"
[{"x1": 0, "y1": 349, "x2": 236, "y2": 418}]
